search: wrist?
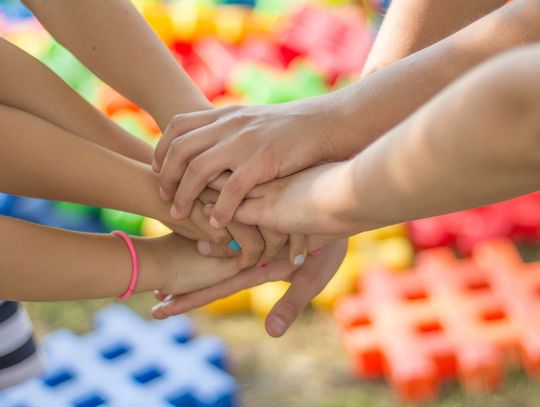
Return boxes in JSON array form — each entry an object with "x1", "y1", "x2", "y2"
[
  {"x1": 132, "y1": 237, "x2": 166, "y2": 293},
  {"x1": 310, "y1": 162, "x2": 365, "y2": 235},
  {"x1": 313, "y1": 91, "x2": 369, "y2": 162}
]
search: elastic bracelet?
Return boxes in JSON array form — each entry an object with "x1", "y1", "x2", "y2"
[{"x1": 111, "y1": 230, "x2": 140, "y2": 301}]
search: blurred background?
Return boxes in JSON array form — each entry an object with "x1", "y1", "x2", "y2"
[{"x1": 1, "y1": 0, "x2": 540, "y2": 406}]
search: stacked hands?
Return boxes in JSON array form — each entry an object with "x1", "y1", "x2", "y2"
[
  {"x1": 5, "y1": 0, "x2": 540, "y2": 341},
  {"x1": 149, "y1": 100, "x2": 357, "y2": 338}
]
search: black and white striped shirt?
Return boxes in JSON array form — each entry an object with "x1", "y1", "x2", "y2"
[{"x1": 0, "y1": 301, "x2": 44, "y2": 389}]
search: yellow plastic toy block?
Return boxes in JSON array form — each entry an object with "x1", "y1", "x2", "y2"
[{"x1": 250, "y1": 281, "x2": 290, "y2": 317}]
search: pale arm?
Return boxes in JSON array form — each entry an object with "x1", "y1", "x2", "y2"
[
  {"x1": 0, "y1": 37, "x2": 152, "y2": 163},
  {"x1": 22, "y1": 0, "x2": 211, "y2": 130},
  {"x1": 333, "y1": 0, "x2": 540, "y2": 157},
  {"x1": 233, "y1": 46, "x2": 540, "y2": 235},
  {"x1": 0, "y1": 104, "x2": 221, "y2": 241},
  {"x1": 153, "y1": 0, "x2": 540, "y2": 229},
  {"x1": 0, "y1": 216, "x2": 162, "y2": 301},
  {"x1": 362, "y1": 0, "x2": 506, "y2": 75}
]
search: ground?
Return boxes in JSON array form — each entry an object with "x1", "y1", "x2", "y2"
[{"x1": 25, "y1": 293, "x2": 540, "y2": 407}]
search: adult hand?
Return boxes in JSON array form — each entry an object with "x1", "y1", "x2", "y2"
[
  {"x1": 152, "y1": 239, "x2": 347, "y2": 337},
  {"x1": 153, "y1": 97, "x2": 351, "y2": 230}
]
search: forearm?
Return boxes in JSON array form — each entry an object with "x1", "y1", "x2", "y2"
[
  {"x1": 0, "y1": 105, "x2": 175, "y2": 225},
  {"x1": 345, "y1": 46, "x2": 540, "y2": 229},
  {"x1": 363, "y1": 0, "x2": 505, "y2": 76},
  {"x1": 23, "y1": 0, "x2": 211, "y2": 130},
  {"x1": 0, "y1": 38, "x2": 152, "y2": 163},
  {"x1": 329, "y1": 0, "x2": 540, "y2": 158},
  {"x1": 0, "y1": 216, "x2": 162, "y2": 301}
]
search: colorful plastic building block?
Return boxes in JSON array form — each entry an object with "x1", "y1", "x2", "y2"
[
  {"x1": 335, "y1": 238, "x2": 540, "y2": 402},
  {"x1": 0, "y1": 305, "x2": 238, "y2": 407},
  {"x1": 408, "y1": 192, "x2": 540, "y2": 254},
  {"x1": 100, "y1": 208, "x2": 144, "y2": 235}
]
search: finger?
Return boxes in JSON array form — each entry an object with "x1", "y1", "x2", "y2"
[
  {"x1": 153, "y1": 110, "x2": 219, "y2": 171},
  {"x1": 207, "y1": 172, "x2": 231, "y2": 192},
  {"x1": 159, "y1": 125, "x2": 221, "y2": 202},
  {"x1": 227, "y1": 222, "x2": 265, "y2": 269},
  {"x1": 189, "y1": 199, "x2": 231, "y2": 244},
  {"x1": 210, "y1": 165, "x2": 263, "y2": 229},
  {"x1": 167, "y1": 220, "x2": 209, "y2": 241},
  {"x1": 257, "y1": 228, "x2": 288, "y2": 269},
  {"x1": 288, "y1": 234, "x2": 308, "y2": 266},
  {"x1": 233, "y1": 198, "x2": 265, "y2": 226},
  {"x1": 154, "y1": 290, "x2": 168, "y2": 301},
  {"x1": 171, "y1": 144, "x2": 233, "y2": 220},
  {"x1": 152, "y1": 258, "x2": 297, "y2": 319},
  {"x1": 265, "y1": 267, "x2": 326, "y2": 337}
]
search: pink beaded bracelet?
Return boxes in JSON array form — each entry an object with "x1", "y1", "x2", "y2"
[{"x1": 112, "y1": 230, "x2": 140, "y2": 301}]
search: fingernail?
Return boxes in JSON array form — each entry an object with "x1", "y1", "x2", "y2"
[
  {"x1": 151, "y1": 302, "x2": 166, "y2": 316},
  {"x1": 170, "y1": 205, "x2": 180, "y2": 219},
  {"x1": 294, "y1": 254, "x2": 305, "y2": 265},
  {"x1": 197, "y1": 240, "x2": 212, "y2": 256},
  {"x1": 210, "y1": 216, "x2": 221, "y2": 229},
  {"x1": 311, "y1": 248, "x2": 321, "y2": 256},
  {"x1": 228, "y1": 240, "x2": 241, "y2": 251},
  {"x1": 160, "y1": 187, "x2": 171, "y2": 202},
  {"x1": 259, "y1": 262, "x2": 269, "y2": 269},
  {"x1": 151, "y1": 159, "x2": 159, "y2": 173},
  {"x1": 268, "y1": 315, "x2": 287, "y2": 337},
  {"x1": 204, "y1": 203, "x2": 214, "y2": 209}
]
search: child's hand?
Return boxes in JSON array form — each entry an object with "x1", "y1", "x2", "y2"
[
  {"x1": 152, "y1": 239, "x2": 348, "y2": 337},
  {"x1": 214, "y1": 162, "x2": 366, "y2": 237},
  {"x1": 153, "y1": 99, "x2": 351, "y2": 230},
  {"x1": 141, "y1": 234, "x2": 240, "y2": 295}
]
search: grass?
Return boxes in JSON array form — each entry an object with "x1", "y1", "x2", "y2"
[{"x1": 24, "y1": 294, "x2": 540, "y2": 407}]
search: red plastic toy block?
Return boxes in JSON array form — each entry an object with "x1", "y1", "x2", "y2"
[
  {"x1": 335, "y1": 238, "x2": 540, "y2": 402},
  {"x1": 408, "y1": 192, "x2": 540, "y2": 254},
  {"x1": 279, "y1": 5, "x2": 372, "y2": 79}
]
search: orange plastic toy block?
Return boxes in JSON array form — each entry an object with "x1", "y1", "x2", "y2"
[{"x1": 335, "y1": 238, "x2": 540, "y2": 402}]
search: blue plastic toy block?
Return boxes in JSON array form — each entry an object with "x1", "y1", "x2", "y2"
[
  {"x1": 0, "y1": 0, "x2": 33, "y2": 20},
  {"x1": 0, "y1": 305, "x2": 238, "y2": 407},
  {"x1": 218, "y1": 0, "x2": 256, "y2": 8},
  {"x1": 0, "y1": 196, "x2": 104, "y2": 233}
]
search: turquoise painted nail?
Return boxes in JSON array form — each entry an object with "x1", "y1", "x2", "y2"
[
  {"x1": 228, "y1": 240, "x2": 241, "y2": 251},
  {"x1": 294, "y1": 254, "x2": 305, "y2": 265}
]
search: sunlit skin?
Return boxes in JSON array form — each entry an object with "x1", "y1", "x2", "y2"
[
  {"x1": 0, "y1": 1, "x2": 315, "y2": 318},
  {"x1": 20, "y1": 0, "x2": 305, "y2": 268},
  {"x1": 231, "y1": 46, "x2": 540, "y2": 236},
  {"x1": 155, "y1": 0, "x2": 540, "y2": 338},
  {"x1": 154, "y1": 0, "x2": 540, "y2": 230}
]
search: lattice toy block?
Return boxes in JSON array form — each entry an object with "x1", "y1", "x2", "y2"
[
  {"x1": 408, "y1": 192, "x2": 540, "y2": 254},
  {"x1": 0, "y1": 305, "x2": 237, "y2": 407},
  {"x1": 335, "y1": 238, "x2": 540, "y2": 402}
]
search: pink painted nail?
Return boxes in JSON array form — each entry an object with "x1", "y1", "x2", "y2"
[
  {"x1": 311, "y1": 248, "x2": 321, "y2": 256},
  {"x1": 197, "y1": 240, "x2": 212, "y2": 256},
  {"x1": 259, "y1": 262, "x2": 269, "y2": 269},
  {"x1": 170, "y1": 205, "x2": 180, "y2": 219},
  {"x1": 209, "y1": 216, "x2": 221, "y2": 229}
]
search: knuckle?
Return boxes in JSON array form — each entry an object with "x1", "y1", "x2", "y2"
[
  {"x1": 166, "y1": 118, "x2": 181, "y2": 135},
  {"x1": 185, "y1": 157, "x2": 204, "y2": 178},
  {"x1": 227, "y1": 113, "x2": 252, "y2": 127},
  {"x1": 275, "y1": 299, "x2": 299, "y2": 322},
  {"x1": 224, "y1": 176, "x2": 246, "y2": 196},
  {"x1": 255, "y1": 144, "x2": 277, "y2": 165}
]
